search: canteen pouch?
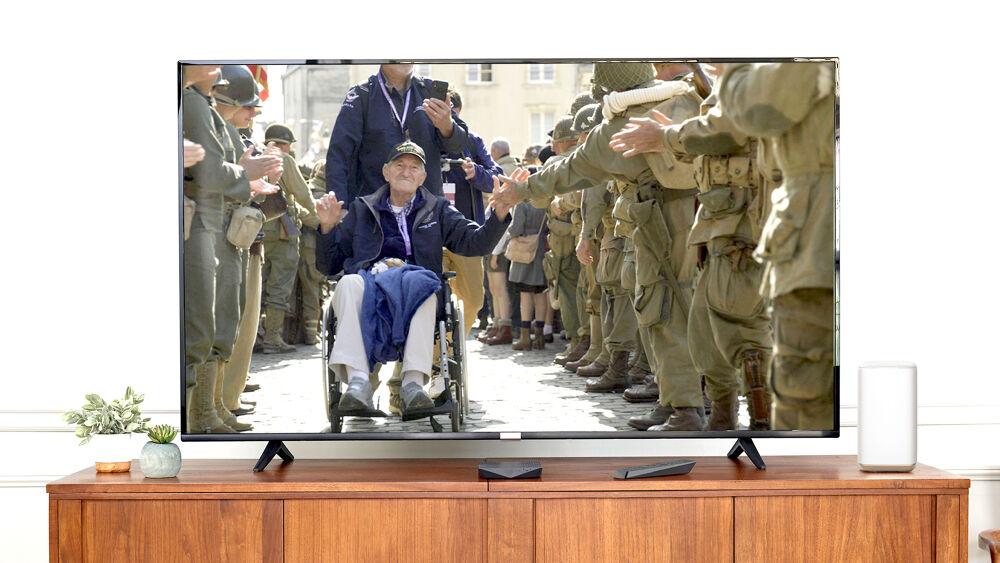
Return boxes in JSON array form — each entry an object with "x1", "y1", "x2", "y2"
[
  {"x1": 226, "y1": 206, "x2": 265, "y2": 250},
  {"x1": 183, "y1": 196, "x2": 197, "y2": 241}
]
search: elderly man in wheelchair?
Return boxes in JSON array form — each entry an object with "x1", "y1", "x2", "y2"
[{"x1": 315, "y1": 141, "x2": 515, "y2": 417}]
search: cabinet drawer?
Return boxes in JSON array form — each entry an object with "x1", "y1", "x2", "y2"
[
  {"x1": 734, "y1": 495, "x2": 936, "y2": 562},
  {"x1": 535, "y1": 497, "x2": 733, "y2": 563},
  {"x1": 285, "y1": 499, "x2": 486, "y2": 563}
]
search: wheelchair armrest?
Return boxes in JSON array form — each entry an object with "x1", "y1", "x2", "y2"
[{"x1": 441, "y1": 271, "x2": 457, "y2": 281}]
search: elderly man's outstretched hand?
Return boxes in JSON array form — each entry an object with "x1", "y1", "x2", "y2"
[{"x1": 316, "y1": 193, "x2": 346, "y2": 234}]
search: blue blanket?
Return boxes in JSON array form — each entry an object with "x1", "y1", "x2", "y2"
[{"x1": 359, "y1": 264, "x2": 442, "y2": 371}]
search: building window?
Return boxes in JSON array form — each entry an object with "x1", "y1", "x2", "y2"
[
  {"x1": 529, "y1": 111, "x2": 556, "y2": 146},
  {"x1": 528, "y1": 64, "x2": 555, "y2": 83},
  {"x1": 466, "y1": 63, "x2": 493, "y2": 84},
  {"x1": 415, "y1": 64, "x2": 431, "y2": 77}
]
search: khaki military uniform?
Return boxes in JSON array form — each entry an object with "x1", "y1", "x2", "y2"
[
  {"x1": 182, "y1": 87, "x2": 252, "y2": 432},
  {"x1": 660, "y1": 85, "x2": 781, "y2": 429},
  {"x1": 719, "y1": 61, "x2": 836, "y2": 430},
  {"x1": 516, "y1": 82, "x2": 704, "y2": 409},
  {"x1": 536, "y1": 153, "x2": 584, "y2": 347}
]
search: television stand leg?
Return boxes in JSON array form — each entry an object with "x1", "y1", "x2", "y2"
[
  {"x1": 727, "y1": 437, "x2": 766, "y2": 470},
  {"x1": 253, "y1": 440, "x2": 295, "y2": 472}
]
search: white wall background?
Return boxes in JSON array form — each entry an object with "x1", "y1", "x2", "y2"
[{"x1": 1, "y1": 2, "x2": 998, "y2": 562}]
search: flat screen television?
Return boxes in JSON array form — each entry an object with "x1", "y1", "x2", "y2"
[{"x1": 178, "y1": 59, "x2": 839, "y2": 465}]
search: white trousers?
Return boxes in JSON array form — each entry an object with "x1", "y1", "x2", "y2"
[{"x1": 328, "y1": 274, "x2": 437, "y2": 384}]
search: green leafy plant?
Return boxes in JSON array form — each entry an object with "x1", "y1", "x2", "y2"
[
  {"x1": 63, "y1": 387, "x2": 151, "y2": 445},
  {"x1": 147, "y1": 424, "x2": 178, "y2": 444}
]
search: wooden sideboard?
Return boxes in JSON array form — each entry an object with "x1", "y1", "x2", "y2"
[{"x1": 47, "y1": 455, "x2": 969, "y2": 562}]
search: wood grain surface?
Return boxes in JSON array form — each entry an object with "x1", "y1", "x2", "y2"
[
  {"x1": 284, "y1": 499, "x2": 486, "y2": 563},
  {"x1": 734, "y1": 495, "x2": 937, "y2": 562},
  {"x1": 535, "y1": 497, "x2": 732, "y2": 562},
  {"x1": 81, "y1": 499, "x2": 281, "y2": 563}
]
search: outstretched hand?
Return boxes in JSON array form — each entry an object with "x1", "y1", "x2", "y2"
[
  {"x1": 608, "y1": 110, "x2": 673, "y2": 158},
  {"x1": 316, "y1": 193, "x2": 346, "y2": 234}
]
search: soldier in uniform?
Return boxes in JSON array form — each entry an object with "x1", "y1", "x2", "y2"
[
  {"x1": 258, "y1": 124, "x2": 312, "y2": 353},
  {"x1": 718, "y1": 61, "x2": 837, "y2": 430},
  {"x1": 610, "y1": 63, "x2": 781, "y2": 430},
  {"x1": 495, "y1": 62, "x2": 706, "y2": 430},
  {"x1": 539, "y1": 116, "x2": 585, "y2": 362},
  {"x1": 263, "y1": 124, "x2": 322, "y2": 345},
  {"x1": 182, "y1": 64, "x2": 280, "y2": 433}
]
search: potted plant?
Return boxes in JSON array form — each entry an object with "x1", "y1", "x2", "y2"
[
  {"x1": 139, "y1": 424, "x2": 181, "y2": 478},
  {"x1": 63, "y1": 387, "x2": 150, "y2": 473}
]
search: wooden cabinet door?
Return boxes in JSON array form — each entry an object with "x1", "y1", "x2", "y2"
[
  {"x1": 75, "y1": 499, "x2": 281, "y2": 563},
  {"x1": 285, "y1": 499, "x2": 487, "y2": 563},
  {"x1": 535, "y1": 497, "x2": 733, "y2": 563},
  {"x1": 734, "y1": 495, "x2": 937, "y2": 562}
]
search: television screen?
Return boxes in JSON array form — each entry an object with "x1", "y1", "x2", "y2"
[{"x1": 179, "y1": 59, "x2": 838, "y2": 439}]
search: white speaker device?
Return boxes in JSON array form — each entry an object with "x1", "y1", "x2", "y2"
[{"x1": 857, "y1": 362, "x2": 917, "y2": 472}]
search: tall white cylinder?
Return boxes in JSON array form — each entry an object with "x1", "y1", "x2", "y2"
[{"x1": 857, "y1": 361, "x2": 917, "y2": 472}]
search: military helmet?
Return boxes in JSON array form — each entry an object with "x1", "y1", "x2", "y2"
[
  {"x1": 214, "y1": 65, "x2": 261, "y2": 107},
  {"x1": 569, "y1": 92, "x2": 596, "y2": 119},
  {"x1": 551, "y1": 115, "x2": 577, "y2": 143},
  {"x1": 572, "y1": 103, "x2": 601, "y2": 134},
  {"x1": 265, "y1": 124, "x2": 297, "y2": 145},
  {"x1": 592, "y1": 62, "x2": 656, "y2": 93}
]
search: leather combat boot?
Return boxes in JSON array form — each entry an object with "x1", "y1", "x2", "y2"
[
  {"x1": 707, "y1": 391, "x2": 739, "y2": 431},
  {"x1": 215, "y1": 361, "x2": 253, "y2": 431},
  {"x1": 575, "y1": 358, "x2": 609, "y2": 378},
  {"x1": 531, "y1": 325, "x2": 546, "y2": 350},
  {"x1": 648, "y1": 407, "x2": 706, "y2": 432},
  {"x1": 585, "y1": 350, "x2": 630, "y2": 392},
  {"x1": 511, "y1": 327, "x2": 532, "y2": 351},
  {"x1": 628, "y1": 403, "x2": 675, "y2": 430},
  {"x1": 261, "y1": 308, "x2": 295, "y2": 354},
  {"x1": 486, "y1": 324, "x2": 513, "y2": 345},
  {"x1": 622, "y1": 374, "x2": 659, "y2": 403},
  {"x1": 555, "y1": 336, "x2": 589, "y2": 366},
  {"x1": 188, "y1": 362, "x2": 234, "y2": 434},
  {"x1": 741, "y1": 350, "x2": 772, "y2": 431}
]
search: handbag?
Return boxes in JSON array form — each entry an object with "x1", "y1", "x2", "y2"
[{"x1": 505, "y1": 217, "x2": 545, "y2": 264}]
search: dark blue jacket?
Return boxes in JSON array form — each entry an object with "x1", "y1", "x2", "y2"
[
  {"x1": 444, "y1": 131, "x2": 503, "y2": 224},
  {"x1": 316, "y1": 185, "x2": 511, "y2": 278},
  {"x1": 359, "y1": 265, "x2": 441, "y2": 371},
  {"x1": 325, "y1": 72, "x2": 470, "y2": 206}
]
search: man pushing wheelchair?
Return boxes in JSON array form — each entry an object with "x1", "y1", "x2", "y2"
[{"x1": 315, "y1": 141, "x2": 515, "y2": 416}]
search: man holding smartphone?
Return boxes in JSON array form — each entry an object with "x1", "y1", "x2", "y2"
[{"x1": 325, "y1": 64, "x2": 469, "y2": 207}]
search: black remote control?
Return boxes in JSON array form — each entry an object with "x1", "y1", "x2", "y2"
[{"x1": 612, "y1": 459, "x2": 696, "y2": 480}]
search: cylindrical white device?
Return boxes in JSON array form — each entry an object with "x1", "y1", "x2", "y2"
[{"x1": 857, "y1": 362, "x2": 917, "y2": 472}]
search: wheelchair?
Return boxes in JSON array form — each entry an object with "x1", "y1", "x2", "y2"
[{"x1": 320, "y1": 271, "x2": 470, "y2": 433}]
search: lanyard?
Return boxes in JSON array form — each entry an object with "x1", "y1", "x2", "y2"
[{"x1": 376, "y1": 73, "x2": 412, "y2": 136}]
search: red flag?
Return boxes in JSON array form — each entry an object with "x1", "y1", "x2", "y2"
[{"x1": 248, "y1": 65, "x2": 269, "y2": 101}]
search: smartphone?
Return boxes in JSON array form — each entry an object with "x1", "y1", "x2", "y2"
[{"x1": 429, "y1": 80, "x2": 449, "y2": 103}]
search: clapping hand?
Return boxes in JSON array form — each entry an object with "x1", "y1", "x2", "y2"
[
  {"x1": 316, "y1": 193, "x2": 346, "y2": 234},
  {"x1": 239, "y1": 147, "x2": 283, "y2": 181},
  {"x1": 461, "y1": 158, "x2": 476, "y2": 180},
  {"x1": 183, "y1": 139, "x2": 205, "y2": 168},
  {"x1": 250, "y1": 179, "x2": 279, "y2": 198},
  {"x1": 608, "y1": 110, "x2": 673, "y2": 158}
]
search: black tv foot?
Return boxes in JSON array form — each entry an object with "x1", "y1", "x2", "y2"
[
  {"x1": 727, "y1": 437, "x2": 766, "y2": 470},
  {"x1": 253, "y1": 440, "x2": 295, "y2": 472}
]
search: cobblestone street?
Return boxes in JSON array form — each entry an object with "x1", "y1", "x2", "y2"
[{"x1": 242, "y1": 331, "x2": 663, "y2": 435}]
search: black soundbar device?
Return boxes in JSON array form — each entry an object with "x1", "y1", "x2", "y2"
[
  {"x1": 478, "y1": 459, "x2": 542, "y2": 479},
  {"x1": 612, "y1": 459, "x2": 696, "y2": 480}
]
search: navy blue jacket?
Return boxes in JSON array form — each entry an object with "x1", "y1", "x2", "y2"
[
  {"x1": 444, "y1": 131, "x2": 503, "y2": 224},
  {"x1": 325, "y1": 72, "x2": 470, "y2": 206},
  {"x1": 316, "y1": 185, "x2": 511, "y2": 278}
]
